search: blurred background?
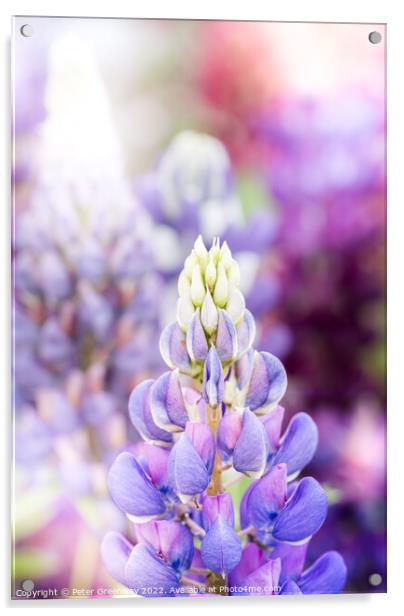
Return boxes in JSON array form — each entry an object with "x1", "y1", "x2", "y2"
[{"x1": 12, "y1": 17, "x2": 386, "y2": 596}]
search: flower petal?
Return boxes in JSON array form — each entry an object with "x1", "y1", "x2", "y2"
[
  {"x1": 134, "y1": 520, "x2": 194, "y2": 573},
  {"x1": 243, "y1": 463, "x2": 288, "y2": 531},
  {"x1": 202, "y1": 493, "x2": 235, "y2": 530},
  {"x1": 226, "y1": 288, "x2": 245, "y2": 324},
  {"x1": 272, "y1": 477, "x2": 328, "y2": 542},
  {"x1": 100, "y1": 531, "x2": 133, "y2": 586},
  {"x1": 159, "y1": 321, "x2": 193, "y2": 374},
  {"x1": 186, "y1": 309, "x2": 208, "y2": 361},
  {"x1": 245, "y1": 351, "x2": 287, "y2": 414},
  {"x1": 201, "y1": 516, "x2": 242, "y2": 574},
  {"x1": 217, "y1": 411, "x2": 243, "y2": 463},
  {"x1": 236, "y1": 310, "x2": 256, "y2": 358},
  {"x1": 108, "y1": 452, "x2": 166, "y2": 520},
  {"x1": 244, "y1": 558, "x2": 281, "y2": 595},
  {"x1": 185, "y1": 422, "x2": 215, "y2": 475},
  {"x1": 234, "y1": 348, "x2": 254, "y2": 389},
  {"x1": 125, "y1": 543, "x2": 180, "y2": 597},
  {"x1": 150, "y1": 371, "x2": 188, "y2": 432},
  {"x1": 280, "y1": 580, "x2": 302, "y2": 595},
  {"x1": 168, "y1": 432, "x2": 210, "y2": 501},
  {"x1": 228, "y1": 543, "x2": 267, "y2": 588},
  {"x1": 233, "y1": 409, "x2": 269, "y2": 478},
  {"x1": 216, "y1": 309, "x2": 238, "y2": 361},
  {"x1": 273, "y1": 412, "x2": 318, "y2": 475},
  {"x1": 298, "y1": 551, "x2": 347, "y2": 594},
  {"x1": 270, "y1": 541, "x2": 309, "y2": 584},
  {"x1": 136, "y1": 443, "x2": 170, "y2": 492},
  {"x1": 202, "y1": 345, "x2": 224, "y2": 407},
  {"x1": 128, "y1": 380, "x2": 172, "y2": 444},
  {"x1": 261, "y1": 406, "x2": 285, "y2": 455}
]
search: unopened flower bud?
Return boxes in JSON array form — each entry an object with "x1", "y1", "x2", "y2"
[
  {"x1": 191, "y1": 264, "x2": 206, "y2": 306},
  {"x1": 220, "y1": 241, "x2": 233, "y2": 270},
  {"x1": 213, "y1": 262, "x2": 229, "y2": 308},
  {"x1": 194, "y1": 235, "x2": 209, "y2": 270},
  {"x1": 209, "y1": 239, "x2": 220, "y2": 263},
  {"x1": 201, "y1": 288, "x2": 218, "y2": 335},
  {"x1": 184, "y1": 251, "x2": 198, "y2": 278},
  {"x1": 227, "y1": 259, "x2": 240, "y2": 288},
  {"x1": 205, "y1": 257, "x2": 217, "y2": 290},
  {"x1": 176, "y1": 294, "x2": 195, "y2": 331},
  {"x1": 178, "y1": 270, "x2": 191, "y2": 297},
  {"x1": 226, "y1": 288, "x2": 245, "y2": 324}
]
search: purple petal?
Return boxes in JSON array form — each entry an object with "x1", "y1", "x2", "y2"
[
  {"x1": 185, "y1": 422, "x2": 215, "y2": 474},
  {"x1": 100, "y1": 531, "x2": 133, "y2": 586},
  {"x1": 272, "y1": 477, "x2": 328, "y2": 542},
  {"x1": 129, "y1": 380, "x2": 172, "y2": 444},
  {"x1": 159, "y1": 321, "x2": 193, "y2": 374},
  {"x1": 216, "y1": 309, "x2": 238, "y2": 361},
  {"x1": 245, "y1": 351, "x2": 287, "y2": 413},
  {"x1": 273, "y1": 412, "x2": 318, "y2": 475},
  {"x1": 244, "y1": 558, "x2": 282, "y2": 595},
  {"x1": 134, "y1": 520, "x2": 194, "y2": 573},
  {"x1": 280, "y1": 580, "x2": 302, "y2": 595},
  {"x1": 168, "y1": 432, "x2": 210, "y2": 500},
  {"x1": 201, "y1": 516, "x2": 242, "y2": 574},
  {"x1": 228, "y1": 543, "x2": 267, "y2": 588},
  {"x1": 242, "y1": 463, "x2": 288, "y2": 531},
  {"x1": 150, "y1": 371, "x2": 188, "y2": 432},
  {"x1": 136, "y1": 443, "x2": 170, "y2": 491},
  {"x1": 125, "y1": 543, "x2": 180, "y2": 596},
  {"x1": 234, "y1": 348, "x2": 254, "y2": 389},
  {"x1": 298, "y1": 551, "x2": 347, "y2": 594},
  {"x1": 261, "y1": 406, "x2": 285, "y2": 454},
  {"x1": 202, "y1": 493, "x2": 235, "y2": 530},
  {"x1": 233, "y1": 409, "x2": 269, "y2": 478},
  {"x1": 187, "y1": 549, "x2": 205, "y2": 583},
  {"x1": 108, "y1": 452, "x2": 165, "y2": 520},
  {"x1": 186, "y1": 309, "x2": 208, "y2": 361},
  {"x1": 217, "y1": 411, "x2": 243, "y2": 463},
  {"x1": 202, "y1": 345, "x2": 224, "y2": 407},
  {"x1": 236, "y1": 310, "x2": 256, "y2": 358},
  {"x1": 270, "y1": 541, "x2": 309, "y2": 584},
  {"x1": 239, "y1": 480, "x2": 257, "y2": 530}
]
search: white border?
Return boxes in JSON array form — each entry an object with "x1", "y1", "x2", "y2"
[{"x1": 1, "y1": 1, "x2": 403, "y2": 614}]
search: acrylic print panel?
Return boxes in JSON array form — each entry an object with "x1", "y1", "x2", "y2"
[{"x1": 12, "y1": 16, "x2": 386, "y2": 600}]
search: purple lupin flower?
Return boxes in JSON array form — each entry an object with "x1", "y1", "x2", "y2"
[{"x1": 102, "y1": 237, "x2": 347, "y2": 597}]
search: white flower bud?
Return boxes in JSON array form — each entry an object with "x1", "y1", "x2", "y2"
[
  {"x1": 176, "y1": 295, "x2": 195, "y2": 331},
  {"x1": 213, "y1": 262, "x2": 229, "y2": 308},
  {"x1": 190, "y1": 264, "x2": 206, "y2": 306},
  {"x1": 209, "y1": 239, "x2": 220, "y2": 264},
  {"x1": 178, "y1": 269, "x2": 191, "y2": 297},
  {"x1": 194, "y1": 235, "x2": 209, "y2": 270},
  {"x1": 205, "y1": 257, "x2": 217, "y2": 290},
  {"x1": 184, "y1": 250, "x2": 198, "y2": 278},
  {"x1": 227, "y1": 258, "x2": 240, "y2": 288},
  {"x1": 201, "y1": 288, "x2": 218, "y2": 335},
  {"x1": 220, "y1": 241, "x2": 233, "y2": 270},
  {"x1": 226, "y1": 288, "x2": 245, "y2": 324}
]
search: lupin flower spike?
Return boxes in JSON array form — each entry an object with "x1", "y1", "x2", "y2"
[{"x1": 103, "y1": 236, "x2": 347, "y2": 597}]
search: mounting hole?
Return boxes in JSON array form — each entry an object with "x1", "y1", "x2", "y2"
[
  {"x1": 22, "y1": 579, "x2": 34, "y2": 591},
  {"x1": 20, "y1": 24, "x2": 34, "y2": 37},
  {"x1": 368, "y1": 31, "x2": 382, "y2": 45},
  {"x1": 368, "y1": 573, "x2": 382, "y2": 586}
]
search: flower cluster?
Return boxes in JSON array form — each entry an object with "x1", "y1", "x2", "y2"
[{"x1": 102, "y1": 237, "x2": 347, "y2": 597}]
